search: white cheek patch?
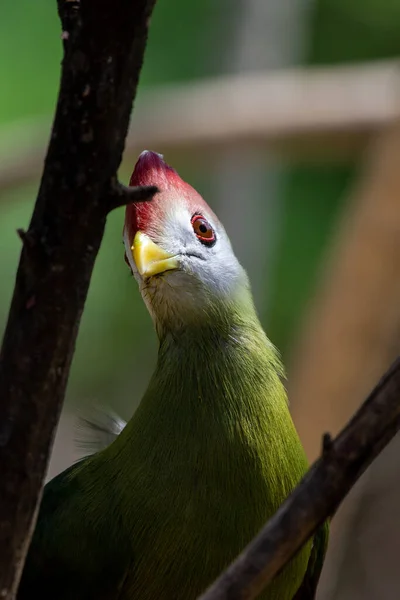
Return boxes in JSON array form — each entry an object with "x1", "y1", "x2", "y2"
[
  {"x1": 174, "y1": 205, "x2": 192, "y2": 232},
  {"x1": 160, "y1": 205, "x2": 193, "y2": 250}
]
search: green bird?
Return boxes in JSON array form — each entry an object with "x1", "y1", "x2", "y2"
[{"x1": 18, "y1": 151, "x2": 328, "y2": 600}]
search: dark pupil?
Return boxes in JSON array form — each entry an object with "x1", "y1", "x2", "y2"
[{"x1": 199, "y1": 223, "x2": 208, "y2": 234}]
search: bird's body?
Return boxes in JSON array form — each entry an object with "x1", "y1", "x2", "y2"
[{"x1": 18, "y1": 152, "x2": 328, "y2": 600}]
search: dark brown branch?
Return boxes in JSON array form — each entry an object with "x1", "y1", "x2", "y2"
[
  {"x1": 16, "y1": 229, "x2": 37, "y2": 250},
  {"x1": 0, "y1": 0, "x2": 157, "y2": 597},
  {"x1": 198, "y1": 356, "x2": 400, "y2": 600},
  {"x1": 108, "y1": 182, "x2": 159, "y2": 211}
]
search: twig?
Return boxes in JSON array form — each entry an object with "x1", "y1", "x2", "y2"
[
  {"x1": 0, "y1": 0, "x2": 157, "y2": 597},
  {"x1": 108, "y1": 181, "x2": 159, "y2": 211},
  {"x1": 198, "y1": 356, "x2": 400, "y2": 600}
]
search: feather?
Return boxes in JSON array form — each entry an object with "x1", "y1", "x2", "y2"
[{"x1": 75, "y1": 404, "x2": 127, "y2": 457}]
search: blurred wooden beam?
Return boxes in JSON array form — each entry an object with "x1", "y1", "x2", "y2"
[
  {"x1": 133, "y1": 60, "x2": 399, "y2": 158},
  {"x1": 1, "y1": 60, "x2": 399, "y2": 195}
]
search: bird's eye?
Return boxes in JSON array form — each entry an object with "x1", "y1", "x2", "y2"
[{"x1": 191, "y1": 215, "x2": 216, "y2": 245}]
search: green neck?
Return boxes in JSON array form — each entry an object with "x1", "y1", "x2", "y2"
[
  {"x1": 104, "y1": 299, "x2": 311, "y2": 600},
  {"x1": 115, "y1": 301, "x2": 296, "y2": 481}
]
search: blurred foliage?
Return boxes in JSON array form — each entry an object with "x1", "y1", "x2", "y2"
[
  {"x1": 0, "y1": 3, "x2": 60, "y2": 124},
  {"x1": 268, "y1": 0, "x2": 400, "y2": 358},
  {"x1": 311, "y1": 0, "x2": 400, "y2": 64},
  {"x1": 268, "y1": 167, "x2": 351, "y2": 353},
  {"x1": 1, "y1": 0, "x2": 400, "y2": 417}
]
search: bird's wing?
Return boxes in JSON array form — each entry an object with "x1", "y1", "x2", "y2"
[
  {"x1": 18, "y1": 459, "x2": 130, "y2": 600},
  {"x1": 293, "y1": 520, "x2": 329, "y2": 600}
]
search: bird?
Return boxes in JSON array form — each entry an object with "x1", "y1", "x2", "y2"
[{"x1": 18, "y1": 150, "x2": 328, "y2": 600}]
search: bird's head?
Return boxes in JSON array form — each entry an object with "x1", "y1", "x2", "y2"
[{"x1": 124, "y1": 151, "x2": 251, "y2": 336}]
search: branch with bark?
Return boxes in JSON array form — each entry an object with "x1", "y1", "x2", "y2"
[{"x1": 0, "y1": 0, "x2": 157, "y2": 597}]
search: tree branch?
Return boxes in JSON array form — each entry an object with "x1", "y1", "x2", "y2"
[
  {"x1": 0, "y1": 0, "x2": 157, "y2": 597},
  {"x1": 198, "y1": 356, "x2": 400, "y2": 600},
  {"x1": 108, "y1": 181, "x2": 159, "y2": 211}
]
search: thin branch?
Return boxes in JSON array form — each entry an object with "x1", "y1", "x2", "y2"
[
  {"x1": 108, "y1": 182, "x2": 159, "y2": 211},
  {"x1": 0, "y1": 0, "x2": 157, "y2": 597},
  {"x1": 198, "y1": 356, "x2": 400, "y2": 600}
]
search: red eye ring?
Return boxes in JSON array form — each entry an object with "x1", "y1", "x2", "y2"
[{"x1": 191, "y1": 215, "x2": 216, "y2": 245}]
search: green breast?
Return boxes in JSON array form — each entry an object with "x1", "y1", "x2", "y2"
[
  {"x1": 97, "y1": 327, "x2": 312, "y2": 600},
  {"x1": 23, "y1": 323, "x2": 312, "y2": 600}
]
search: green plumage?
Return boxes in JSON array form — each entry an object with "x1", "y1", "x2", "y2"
[
  {"x1": 19, "y1": 297, "x2": 327, "y2": 599},
  {"x1": 18, "y1": 152, "x2": 328, "y2": 599}
]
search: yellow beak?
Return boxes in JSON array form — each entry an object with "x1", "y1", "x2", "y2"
[{"x1": 132, "y1": 231, "x2": 179, "y2": 278}]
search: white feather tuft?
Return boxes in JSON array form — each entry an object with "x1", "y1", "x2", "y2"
[{"x1": 75, "y1": 404, "x2": 127, "y2": 457}]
